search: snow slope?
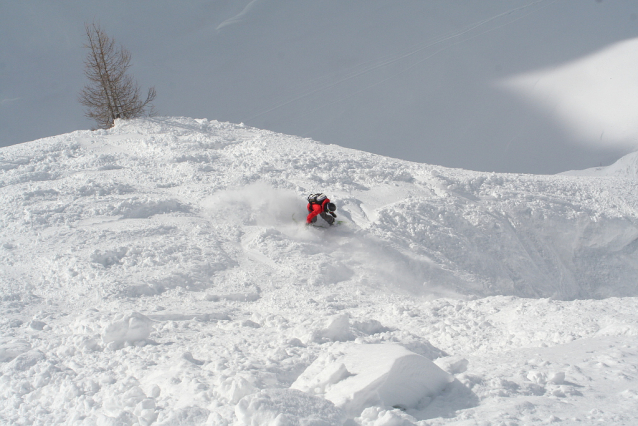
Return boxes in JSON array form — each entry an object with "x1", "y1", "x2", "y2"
[
  {"x1": 1, "y1": 117, "x2": 638, "y2": 425},
  {"x1": 562, "y1": 151, "x2": 638, "y2": 180}
]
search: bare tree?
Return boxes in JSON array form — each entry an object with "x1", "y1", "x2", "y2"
[{"x1": 79, "y1": 23, "x2": 156, "y2": 129}]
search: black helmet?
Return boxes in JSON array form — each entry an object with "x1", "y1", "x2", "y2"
[{"x1": 326, "y1": 202, "x2": 336, "y2": 212}]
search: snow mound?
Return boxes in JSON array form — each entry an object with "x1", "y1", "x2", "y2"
[
  {"x1": 308, "y1": 313, "x2": 356, "y2": 344},
  {"x1": 291, "y1": 343, "x2": 453, "y2": 418},
  {"x1": 70, "y1": 310, "x2": 155, "y2": 350},
  {"x1": 293, "y1": 314, "x2": 392, "y2": 345},
  {"x1": 102, "y1": 312, "x2": 154, "y2": 348}
]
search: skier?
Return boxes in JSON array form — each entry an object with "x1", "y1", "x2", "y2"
[{"x1": 306, "y1": 193, "x2": 337, "y2": 226}]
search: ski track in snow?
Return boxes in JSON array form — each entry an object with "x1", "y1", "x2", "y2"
[{"x1": 1, "y1": 117, "x2": 638, "y2": 425}]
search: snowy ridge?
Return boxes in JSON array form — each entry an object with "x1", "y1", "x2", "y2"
[
  {"x1": 2, "y1": 117, "x2": 638, "y2": 425},
  {"x1": 562, "y1": 150, "x2": 638, "y2": 180}
]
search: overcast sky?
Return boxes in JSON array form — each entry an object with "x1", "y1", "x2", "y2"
[{"x1": 2, "y1": 0, "x2": 638, "y2": 174}]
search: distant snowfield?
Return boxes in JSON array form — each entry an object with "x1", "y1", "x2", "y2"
[
  {"x1": 501, "y1": 37, "x2": 638, "y2": 150},
  {"x1": 2, "y1": 118, "x2": 638, "y2": 425}
]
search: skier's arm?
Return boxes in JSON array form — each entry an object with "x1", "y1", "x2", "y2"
[{"x1": 306, "y1": 204, "x2": 322, "y2": 223}]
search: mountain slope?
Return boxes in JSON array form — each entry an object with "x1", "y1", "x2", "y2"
[
  {"x1": 2, "y1": 117, "x2": 637, "y2": 304},
  {"x1": 1, "y1": 118, "x2": 638, "y2": 425}
]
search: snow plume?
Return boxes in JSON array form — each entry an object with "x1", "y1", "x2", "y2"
[
  {"x1": 324, "y1": 230, "x2": 463, "y2": 299},
  {"x1": 203, "y1": 181, "x2": 305, "y2": 228},
  {"x1": 3, "y1": 117, "x2": 638, "y2": 425},
  {"x1": 205, "y1": 183, "x2": 461, "y2": 297}
]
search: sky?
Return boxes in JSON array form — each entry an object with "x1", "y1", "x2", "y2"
[{"x1": 2, "y1": 0, "x2": 638, "y2": 174}]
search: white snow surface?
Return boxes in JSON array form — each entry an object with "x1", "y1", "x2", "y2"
[{"x1": 1, "y1": 116, "x2": 638, "y2": 425}]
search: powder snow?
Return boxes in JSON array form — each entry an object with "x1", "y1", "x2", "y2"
[{"x1": 1, "y1": 117, "x2": 638, "y2": 425}]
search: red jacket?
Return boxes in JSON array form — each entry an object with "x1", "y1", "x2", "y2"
[{"x1": 306, "y1": 198, "x2": 330, "y2": 223}]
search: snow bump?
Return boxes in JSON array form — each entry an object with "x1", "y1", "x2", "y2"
[{"x1": 291, "y1": 343, "x2": 453, "y2": 418}]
